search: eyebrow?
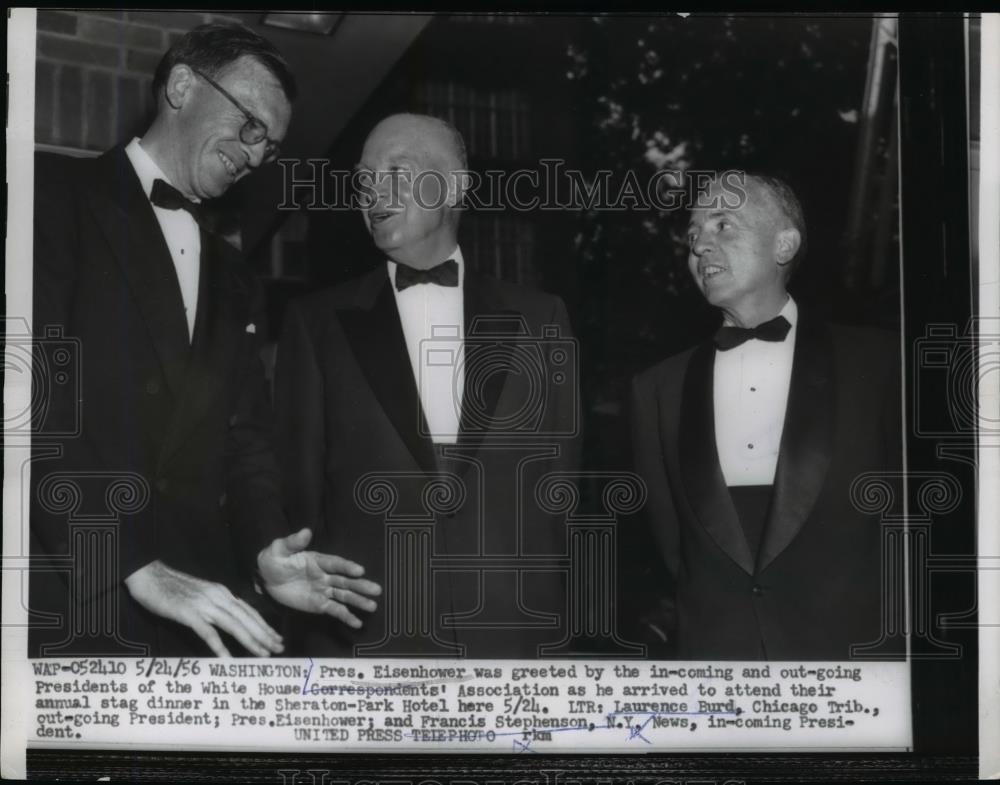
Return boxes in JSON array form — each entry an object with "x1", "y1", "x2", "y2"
[
  {"x1": 204, "y1": 76, "x2": 266, "y2": 128},
  {"x1": 386, "y1": 154, "x2": 419, "y2": 168},
  {"x1": 688, "y1": 209, "x2": 740, "y2": 231},
  {"x1": 225, "y1": 94, "x2": 287, "y2": 147}
]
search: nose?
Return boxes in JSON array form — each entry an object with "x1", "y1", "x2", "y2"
[
  {"x1": 242, "y1": 139, "x2": 268, "y2": 169},
  {"x1": 375, "y1": 174, "x2": 409, "y2": 210},
  {"x1": 360, "y1": 186, "x2": 389, "y2": 213},
  {"x1": 691, "y1": 232, "x2": 713, "y2": 256}
]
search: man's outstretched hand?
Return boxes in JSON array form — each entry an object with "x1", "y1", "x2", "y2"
[
  {"x1": 257, "y1": 528, "x2": 382, "y2": 628},
  {"x1": 124, "y1": 560, "x2": 284, "y2": 658}
]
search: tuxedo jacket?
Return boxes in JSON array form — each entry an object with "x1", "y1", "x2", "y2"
[
  {"x1": 629, "y1": 311, "x2": 902, "y2": 660},
  {"x1": 274, "y1": 265, "x2": 581, "y2": 658},
  {"x1": 30, "y1": 147, "x2": 285, "y2": 656}
]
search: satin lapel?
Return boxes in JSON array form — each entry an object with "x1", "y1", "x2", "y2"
[
  {"x1": 159, "y1": 231, "x2": 244, "y2": 466},
  {"x1": 457, "y1": 273, "x2": 520, "y2": 451},
  {"x1": 337, "y1": 270, "x2": 439, "y2": 473},
  {"x1": 678, "y1": 341, "x2": 755, "y2": 575},
  {"x1": 85, "y1": 147, "x2": 190, "y2": 397},
  {"x1": 756, "y1": 315, "x2": 836, "y2": 572}
]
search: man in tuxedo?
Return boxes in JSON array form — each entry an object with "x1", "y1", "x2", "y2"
[
  {"x1": 629, "y1": 173, "x2": 901, "y2": 660},
  {"x1": 274, "y1": 113, "x2": 580, "y2": 658},
  {"x1": 30, "y1": 24, "x2": 380, "y2": 658}
]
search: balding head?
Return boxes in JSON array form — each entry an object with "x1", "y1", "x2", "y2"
[{"x1": 364, "y1": 113, "x2": 468, "y2": 174}]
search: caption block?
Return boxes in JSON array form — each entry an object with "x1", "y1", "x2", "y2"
[{"x1": 28, "y1": 658, "x2": 911, "y2": 752}]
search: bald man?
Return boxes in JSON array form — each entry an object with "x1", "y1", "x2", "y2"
[
  {"x1": 629, "y1": 173, "x2": 902, "y2": 660},
  {"x1": 274, "y1": 114, "x2": 580, "y2": 657}
]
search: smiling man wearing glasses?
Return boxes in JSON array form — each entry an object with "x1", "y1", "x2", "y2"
[
  {"x1": 145, "y1": 30, "x2": 291, "y2": 200},
  {"x1": 30, "y1": 23, "x2": 381, "y2": 659}
]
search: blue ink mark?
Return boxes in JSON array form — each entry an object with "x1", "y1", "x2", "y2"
[
  {"x1": 627, "y1": 714, "x2": 655, "y2": 744},
  {"x1": 301, "y1": 658, "x2": 314, "y2": 695}
]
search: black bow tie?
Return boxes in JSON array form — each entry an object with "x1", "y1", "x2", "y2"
[
  {"x1": 150, "y1": 179, "x2": 207, "y2": 225},
  {"x1": 394, "y1": 259, "x2": 459, "y2": 291},
  {"x1": 714, "y1": 314, "x2": 792, "y2": 350}
]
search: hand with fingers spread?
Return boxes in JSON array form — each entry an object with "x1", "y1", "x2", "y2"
[
  {"x1": 257, "y1": 527, "x2": 382, "y2": 628},
  {"x1": 124, "y1": 560, "x2": 284, "y2": 657}
]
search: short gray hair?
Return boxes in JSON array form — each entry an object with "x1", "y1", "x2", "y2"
[{"x1": 747, "y1": 173, "x2": 808, "y2": 275}]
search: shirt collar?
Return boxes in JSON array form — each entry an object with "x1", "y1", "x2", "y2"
[
  {"x1": 124, "y1": 137, "x2": 200, "y2": 204},
  {"x1": 722, "y1": 293, "x2": 798, "y2": 329},
  {"x1": 387, "y1": 245, "x2": 465, "y2": 289},
  {"x1": 779, "y1": 295, "x2": 798, "y2": 328}
]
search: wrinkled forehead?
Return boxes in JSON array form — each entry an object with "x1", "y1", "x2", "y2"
[{"x1": 215, "y1": 56, "x2": 292, "y2": 136}]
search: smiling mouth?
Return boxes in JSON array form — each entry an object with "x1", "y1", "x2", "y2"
[
  {"x1": 218, "y1": 151, "x2": 239, "y2": 178},
  {"x1": 368, "y1": 209, "x2": 400, "y2": 225},
  {"x1": 700, "y1": 264, "x2": 726, "y2": 279}
]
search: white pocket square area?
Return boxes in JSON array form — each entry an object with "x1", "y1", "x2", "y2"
[{"x1": 245, "y1": 323, "x2": 256, "y2": 334}]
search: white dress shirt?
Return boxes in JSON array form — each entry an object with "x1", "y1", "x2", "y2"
[
  {"x1": 714, "y1": 297, "x2": 798, "y2": 487},
  {"x1": 124, "y1": 137, "x2": 201, "y2": 340},
  {"x1": 388, "y1": 247, "x2": 465, "y2": 444}
]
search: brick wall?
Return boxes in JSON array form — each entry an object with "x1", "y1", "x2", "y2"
[{"x1": 35, "y1": 10, "x2": 246, "y2": 152}]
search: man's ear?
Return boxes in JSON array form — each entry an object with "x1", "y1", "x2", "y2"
[
  {"x1": 775, "y1": 227, "x2": 801, "y2": 267},
  {"x1": 163, "y1": 64, "x2": 196, "y2": 110}
]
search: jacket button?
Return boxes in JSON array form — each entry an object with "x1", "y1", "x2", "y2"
[
  {"x1": 218, "y1": 493, "x2": 227, "y2": 507},
  {"x1": 146, "y1": 380, "x2": 160, "y2": 395},
  {"x1": 752, "y1": 584, "x2": 764, "y2": 597}
]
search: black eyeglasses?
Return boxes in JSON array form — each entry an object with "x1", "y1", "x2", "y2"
[{"x1": 191, "y1": 68, "x2": 281, "y2": 163}]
